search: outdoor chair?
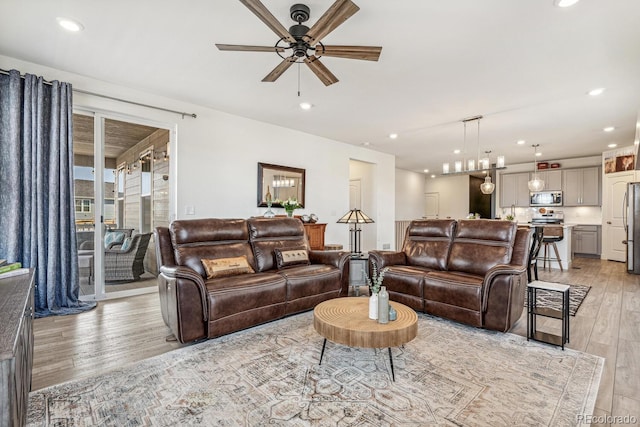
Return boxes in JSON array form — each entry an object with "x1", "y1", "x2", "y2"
[{"x1": 104, "y1": 232, "x2": 152, "y2": 282}]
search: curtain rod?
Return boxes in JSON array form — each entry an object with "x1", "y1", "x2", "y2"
[{"x1": 0, "y1": 68, "x2": 197, "y2": 119}]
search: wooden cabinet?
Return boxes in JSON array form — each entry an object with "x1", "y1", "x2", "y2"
[
  {"x1": 303, "y1": 223, "x2": 326, "y2": 250},
  {"x1": 563, "y1": 167, "x2": 601, "y2": 206},
  {"x1": 573, "y1": 225, "x2": 601, "y2": 256},
  {"x1": 500, "y1": 172, "x2": 531, "y2": 207},
  {"x1": 535, "y1": 169, "x2": 562, "y2": 191},
  {"x1": 0, "y1": 269, "x2": 34, "y2": 427}
]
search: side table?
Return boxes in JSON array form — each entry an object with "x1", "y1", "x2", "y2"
[
  {"x1": 527, "y1": 280, "x2": 570, "y2": 350},
  {"x1": 349, "y1": 254, "x2": 369, "y2": 296}
]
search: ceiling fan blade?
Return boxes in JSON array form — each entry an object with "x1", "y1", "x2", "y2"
[
  {"x1": 262, "y1": 57, "x2": 297, "y2": 82},
  {"x1": 305, "y1": 0, "x2": 360, "y2": 45},
  {"x1": 216, "y1": 44, "x2": 285, "y2": 53},
  {"x1": 304, "y1": 56, "x2": 338, "y2": 86},
  {"x1": 239, "y1": 0, "x2": 296, "y2": 43},
  {"x1": 315, "y1": 45, "x2": 382, "y2": 61}
]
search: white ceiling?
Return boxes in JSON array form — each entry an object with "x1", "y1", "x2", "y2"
[{"x1": 1, "y1": 0, "x2": 639, "y2": 174}]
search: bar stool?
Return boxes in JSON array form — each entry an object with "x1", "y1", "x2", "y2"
[{"x1": 541, "y1": 226, "x2": 563, "y2": 271}]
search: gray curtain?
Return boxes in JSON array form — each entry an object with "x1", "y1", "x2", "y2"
[{"x1": 0, "y1": 69, "x2": 96, "y2": 317}]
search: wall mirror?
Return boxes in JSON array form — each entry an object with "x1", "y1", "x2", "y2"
[{"x1": 257, "y1": 162, "x2": 305, "y2": 207}]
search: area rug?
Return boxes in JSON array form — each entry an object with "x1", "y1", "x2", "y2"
[
  {"x1": 526, "y1": 284, "x2": 591, "y2": 316},
  {"x1": 27, "y1": 311, "x2": 603, "y2": 426}
]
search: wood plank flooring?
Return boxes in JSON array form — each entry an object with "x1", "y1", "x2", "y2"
[{"x1": 31, "y1": 258, "x2": 640, "y2": 425}]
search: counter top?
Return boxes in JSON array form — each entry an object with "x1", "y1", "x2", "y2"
[{"x1": 518, "y1": 223, "x2": 574, "y2": 228}]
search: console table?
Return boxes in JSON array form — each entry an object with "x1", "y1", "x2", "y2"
[
  {"x1": 0, "y1": 269, "x2": 35, "y2": 427},
  {"x1": 303, "y1": 223, "x2": 326, "y2": 250}
]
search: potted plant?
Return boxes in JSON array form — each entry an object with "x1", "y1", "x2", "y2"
[{"x1": 282, "y1": 198, "x2": 301, "y2": 217}]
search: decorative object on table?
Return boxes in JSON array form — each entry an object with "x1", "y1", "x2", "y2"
[
  {"x1": 505, "y1": 214, "x2": 515, "y2": 221},
  {"x1": 257, "y1": 162, "x2": 305, "y2": 208},
  {"x1": 309, "y1": 213, "x2": 318, "y2": 223},
  {"x1": 528, "y1": 144, "x2": 545, "y2": 191},
  {"x1": 282, "y1": 197, "x2": 301, "y2": 217},
  {"x1": 389, "y1": 305, "x2": 397, "y2": 321},
  {"x1": 366, "y1": 262, "x2": 387, "y2": 320},
  {"x1": 377, "y1": 286, "x2": 389, "y2": 324},
  {"x1": 263, "y1": 185, "x2": 275, "y2": 218},
  {"x1": 300, "y1": 214, "x2": 311, "y2": 222},
  {"x1": 466, "y1": 213, "x2": 481, "y2": 219},
  {"x1": 336, "y1": 208, "x2": 374, "y2": 254}
]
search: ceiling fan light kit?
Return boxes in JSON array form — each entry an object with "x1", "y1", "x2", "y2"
[{"x1": 216, "y1": 0, "x2": 382, "y2": 86}]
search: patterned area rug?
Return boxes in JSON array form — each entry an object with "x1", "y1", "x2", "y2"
[
  {"x1": 27, "y1": 311, "x2": 603, "y2": 426},
  {"x1": 526, "y1": 284, "x2": 591, "y2": 316}
]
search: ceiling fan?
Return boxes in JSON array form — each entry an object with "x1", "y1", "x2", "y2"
[{"x1": 215, "y1": 0, "x2": 382, "y2": 86}]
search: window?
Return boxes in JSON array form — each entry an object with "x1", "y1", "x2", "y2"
[{"x1": 75, "y1": 199, "x2": 92, "y2": 213}]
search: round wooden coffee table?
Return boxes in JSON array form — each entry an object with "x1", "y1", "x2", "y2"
[{"x1": 313, "y1": 297, "x2": 418, "y2": 380}]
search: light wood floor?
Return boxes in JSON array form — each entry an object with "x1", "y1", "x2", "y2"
[{"x1": 31, "y1": 258, "x2": 639, "y2": 425}]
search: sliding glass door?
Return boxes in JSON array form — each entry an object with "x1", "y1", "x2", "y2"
[{"x1": 73, "y1": 110, "x2": 171, "y2": 300}]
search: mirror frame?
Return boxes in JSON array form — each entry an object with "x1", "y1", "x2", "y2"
[{"x1": 257, "y1": 162, "x2": 305, "y2": 208}]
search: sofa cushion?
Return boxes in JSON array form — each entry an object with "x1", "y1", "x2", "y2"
[
  {"x1": 248, "y1": 217, "x2": 309, "y2": 272},
  {"x1": 206, "y1": 272, "x2": 287, "y2": 321},
  {"x1": 423, "y1": 270, "x2": 484, "y2": 312},
  {"x1": 403, "y1": 219, "x2": 456, "y2": 271},
  {"x1": 447, "y1": 220, "x2": 517, "y2": 276},
  {"x1": 202, "y1": 256, "x2": 255, "y2": 279},
  {"x1": 277, "y1": 264, "x2": 341, "y2": 300},
  {"x1": 170, "y1": 219, "x2": 254, "y2": 278},
  {"x1": 274, "y1": 247, "x2": 310, "y2": 269}
]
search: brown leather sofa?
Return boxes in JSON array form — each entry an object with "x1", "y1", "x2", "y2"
[
  {"x1": 369, "y1": 219, "x2": 531, "y2": 332},
  {"x1": 155, "y1": 217, "x2": 350, "y2": 343}
]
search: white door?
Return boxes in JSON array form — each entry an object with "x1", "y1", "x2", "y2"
[
  {"x1": 349, "y1": 179, "x2": 362, "y2": 209},
  {"x1": 603, "y1": 171, "x2": 635, "y2": 261},
  {"x1": 425, "y1": 192, "x2": 439, "y2": 218}
]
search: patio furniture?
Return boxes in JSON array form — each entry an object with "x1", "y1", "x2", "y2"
[{"x1": 104, "y1": 233, "x2": 152, "y2": 282}]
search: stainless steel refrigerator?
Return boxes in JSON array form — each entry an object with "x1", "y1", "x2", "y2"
[{"x1": 625, "y1": 182, "x2": 640, "y2": 274}]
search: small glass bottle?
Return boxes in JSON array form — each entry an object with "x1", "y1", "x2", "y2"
[
  {"x1": 389, "y1": 305, "x2": 397, "y2": 321},
  {"x1": 378, "y1": 286, "x2": 389, "y2": 324}
]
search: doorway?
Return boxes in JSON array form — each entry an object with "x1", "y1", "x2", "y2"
[{"x1": 73, "y1": 112, "x2": 172, "y2": 300}]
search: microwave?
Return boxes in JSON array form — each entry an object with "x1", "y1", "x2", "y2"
[{"x1": 530, "y1": 191, "x2": 563, "y2": 207}]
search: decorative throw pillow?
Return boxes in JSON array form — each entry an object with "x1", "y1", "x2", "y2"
[
  {"x1": 104, "y1": 231, "x2": 125, "y2": 249},
  {"x1": 201, "y1": 256, "x2": 255, "y2": 279},
  {"x1": 274, "y1": 247, "x2": 310, "y2": 269},
  {"x1": 120, "y1": 237, "x2": 133, "y2": 252}
]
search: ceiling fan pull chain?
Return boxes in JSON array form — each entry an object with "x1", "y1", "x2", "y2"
[{"x1": 297, "y1": 62, "x2": 301, "y2": 97}]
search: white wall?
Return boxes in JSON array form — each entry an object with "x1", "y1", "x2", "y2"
[
  {"x1": 349, "y1": 160, "x2": 376, "y2": 251},
  {"x1": 395, "y1": 168, "x2": 426, "y2": 220},
  {"x1": 424, "y1": 175, "x2": 470, "y2": 220},
  {"x1": 0, "y1": 55, "x2": 396, "y2": 251}
]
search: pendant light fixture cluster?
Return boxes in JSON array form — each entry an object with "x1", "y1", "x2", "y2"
[
  {"x1": 528, "y1": 144, "x2": 545, "y2": 192},
  {"x1": 441, "y1": 115, "x2": 506, "y2": 195}
]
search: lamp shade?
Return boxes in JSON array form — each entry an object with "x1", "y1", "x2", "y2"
[
  {"x1": 480, "y1": 175, "x2": 495, "y2": 194},
  {"x1": 336, "y1": 209, "x2": 375, "y2": 224}
]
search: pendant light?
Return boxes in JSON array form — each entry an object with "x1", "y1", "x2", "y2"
[
  {"x1": 528, "y1": 144, "x2": 545, "y2": 192},
  {"x1": 480, "y1": 174, "x2": 495, "y2": 194}
]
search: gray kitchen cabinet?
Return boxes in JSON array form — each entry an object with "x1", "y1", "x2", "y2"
[
  {"x1": 572, "y1": 225, "x2": 601, "y2": 256},
  {"x1": 500, "y1": 172, "x2": 531, "y2": 207},
  {"x1": 563, "y1": 167, "x2": 601, "y2": 206},
  {"x1": 534, "y1": 169, "x2": 562, "y2": 191}
]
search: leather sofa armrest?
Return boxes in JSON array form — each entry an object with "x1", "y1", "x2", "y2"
[
  {"x1": 160, "y1": 265, "x2": 208, "y2": 321},
  {"x1": 309, "y1": 250, "x2": 351, "y2": 270},
  {"x1": 368, "y1": 251, "x2": 407, "y2": 270},
  {"x1": 481, "y1": 263, "x2": 527, "y2": 311}
]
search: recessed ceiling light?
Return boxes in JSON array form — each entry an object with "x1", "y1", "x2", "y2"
[
  {"x1": 299, "y1": 102, "x2": 312, "y2": 110},
  {"x1": 516, "y1": 140, "x2": 526, "y2": 145},
  {"x1": 389, "y1": 133, "x2": 398, "y2": 139},
  {"x1": 603, "y1": 126, "x2": 615, "y2": 132},
  {"x1": 608, "y1": 143, "x2": 618, "y2": 148},
  {"x1": 423, "y1": 169, "x2": 429, "y2": 173},
  {"x1": 362, "y1": 142, "x2": 370, "y2": 146},
  {"x1": 535, "y1": 152, "x2": 542, "y2": 157},
  {"x1": 554, "y1": 0, "x2": 580, "y2": 8},
  {"x1": 588, "y1": 88, "x2": 605, "y2": 96},
  {"x1": 453, "y1": 149, "x2": 461, "y2": 154},
  {"x1": 57, "y1": 17, "x2": 84, "y2": 32},
  {"x1": 430, "y1": 174, "x2": 436, "y2": 178}
]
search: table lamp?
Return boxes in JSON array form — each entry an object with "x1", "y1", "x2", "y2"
[{"x1": 336, "y1": 209, "x2": 374, "y2": 255}]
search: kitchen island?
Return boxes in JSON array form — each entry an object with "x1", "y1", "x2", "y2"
[{"x1": 519, "y1": 223, "x2": 574, "y2": 270}]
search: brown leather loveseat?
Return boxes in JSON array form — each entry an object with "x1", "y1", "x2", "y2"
[
  {"x1": 155, "y1": 217, "x2": 350, "y2": 343},
  {"x1": 369, "y1": 219, "x2": 531, "y2": 332}
]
